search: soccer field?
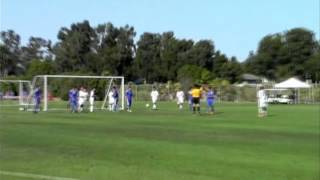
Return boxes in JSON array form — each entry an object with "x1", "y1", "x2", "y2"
[{"x1": 0, "y1": 102, "x2": 319, "y2": 180}]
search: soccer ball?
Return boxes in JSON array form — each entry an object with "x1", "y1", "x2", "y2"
[
  {"x1": 145, "y1": 103, "x2": 150, "y2": 108},
  {"x1": 19, "y1": 107, "x2": 24, "y2": 111}
]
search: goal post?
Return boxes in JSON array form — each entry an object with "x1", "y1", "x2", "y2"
[
  {"x1": 0, "y1": 80, "x2": 32, "y2": 107},
  {"x1": 28, "y1": 75, "x2": 125, "y2": 111}
]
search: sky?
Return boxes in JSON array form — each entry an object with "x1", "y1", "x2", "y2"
[{"x1": 0, "y1": 0, "x2": 319, "y2": 61}]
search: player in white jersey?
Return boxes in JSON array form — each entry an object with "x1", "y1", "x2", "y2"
[
  {"x1": 108, "y1": 90, "x2": 115, "y2": 111},
  {"x1": 176, "y1": 89, "x2": 184, "y2": 110},
  {"x1": 257, "y1": 86, "x2": 268, "y2": 117},
  {"x1": 150, "y1": 87, "x2": 159, "y2": 110},
  {"x1": 78, "y1": 87, "x2": 88, "y2": 112},
  {"x1": 89, "y1": 88, "x2": 95, "y2": 112}
]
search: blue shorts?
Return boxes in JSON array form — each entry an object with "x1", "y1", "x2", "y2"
[
  {"x1": 71, "y1": 101, "x2": 77, "y2": 107},
  {"x1": 207, "y1": 100, "x2": 214, "y2": 106},
  {"x1": 35, "y1": 98, "x2": 41, "y2": 105},
  {"x1": 127, "y1": 98, "x2": 132, "y2": 106}
]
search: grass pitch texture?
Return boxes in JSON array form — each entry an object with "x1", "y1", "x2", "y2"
[{"x1": 0, "y1": 102, "x2": 319, "y2": 180}]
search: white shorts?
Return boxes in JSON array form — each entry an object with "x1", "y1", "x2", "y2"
[
  {"x1": 78, "y1": 99, "x2": 86, "y2": 106},
  {"x1": 89, "y1": 97, "x2": 94, "y2": 105},
  {"x1": 177, "y1": 99, "x2": 184, "y2": 104},
  {"x1": 152, "y1": 98, "x2": 158, "y2": 104},
  {"x1": 258, "y1": 100, "x2": 267, "y2": 108}
]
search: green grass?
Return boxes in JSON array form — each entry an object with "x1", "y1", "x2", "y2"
[{"x1": 0, "y1": 102, "x2": 319, "y2": 180}]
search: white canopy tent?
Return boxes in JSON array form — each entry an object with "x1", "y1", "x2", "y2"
[
  {"x1": 274, "y1": 78, "x2": 311, "y2": 89},
  {"x1": 274, "y1": 78, "x2": 312, "y2": 104}
]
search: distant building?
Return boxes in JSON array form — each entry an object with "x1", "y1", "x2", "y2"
[
  {"x1": 242, "y1": 74, "x2": 262, "y2": 84},
  {"x1": 236, "y1": 73, "x2": 268, "y2": 87}
]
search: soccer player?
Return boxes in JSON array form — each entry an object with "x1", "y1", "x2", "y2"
[
  {"x1": 70, "y1": 87, "x2": 78, "y2": 113},
  {"x1": 191, "y1": 84, "x2": 202, "y2": 114},
  {"x1": 108, "y1": 89, "x2": 115, "y2": 111},
  {"x1": 206, "y1": 87, "x2": 215, "y2": 114},
  {"x1": 78, "y1": 87, "x2": 88, "y2": 112},
  {"x1": 125, "y1": 86, "x2": 133, "y2": 112},
  {"x1": 257, "y1": 86, "x2": 268, "y2": 117},
  {"x1": 33, "y1": 87, "x2": 41, "y2": 113},
  {"x1": 188, "y1": 87, "x2": 193, "y2": 111},
  {"x1": 112, "y1": 86, "x2": 119, "y2": 111},
  {"x1": 0, "y1": 91, "x2": 3, "y2": 100},
  {"x1": 89, "y1": 88, "x2": 95, "y2": 112},
  {"x1": 150, "y1": 87, "x2": 159, "y2": 110},
  {"x1": 176, "y1": 88, "x2": 184, "y2": 110},
  {"x1": 68, "y1": 88, "x2": 73, "y2": 111}
]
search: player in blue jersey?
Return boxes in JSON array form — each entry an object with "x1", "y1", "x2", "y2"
[
  {"x1": 206, "y1": 86, "x2": 216, "y2": 114},
  {"x1": 68, "y1": 88, "x2": 73, "y2": 111},
  {"x1": 188, "y1": 87, "x2": 193, "y2": 111},
  {"x1": 125, "y1": 86, "x2": 134, "y2": 112},
  {"x1": 70, "y1": 87, "x2": 78, "y2": 113},
  {"x1": 112, "y1": 86, "x2": 119, "y2": 111},
  {"x1": 33, "y1": 87, "x2": 41, "y2": 113}
]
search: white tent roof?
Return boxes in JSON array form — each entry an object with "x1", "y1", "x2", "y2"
[{"x1": 274, "y1": 78, "x2": 311, "y2": 88}]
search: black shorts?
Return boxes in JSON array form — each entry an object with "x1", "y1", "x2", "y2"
[{"x1": 192, "y1": 97, "x2": 200, "y2": 104}]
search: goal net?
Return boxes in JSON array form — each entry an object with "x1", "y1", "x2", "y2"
[
  {"x1": 0, "y1": 80, "x2": 32, "y2": 108},
  {"x1": 26, "y1": 75, "x2": 125, "y2": 111}
]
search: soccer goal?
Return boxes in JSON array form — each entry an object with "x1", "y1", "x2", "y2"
[
  {"x1": 27, "y1": 75, "x2": 125, "y2": 111},
  {"x1": 0, "y1": 80, "x2": 32, "y2": 108}
]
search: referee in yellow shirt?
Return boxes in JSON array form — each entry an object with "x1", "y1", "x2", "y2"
[{"x1": 191, "y1": 84, "x2": 202, "y2": 114}]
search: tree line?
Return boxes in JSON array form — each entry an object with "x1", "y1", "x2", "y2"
[{"x1": 1, "y1": 20, "x2": 319, "y2": 84}]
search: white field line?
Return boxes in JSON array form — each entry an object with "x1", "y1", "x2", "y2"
[{"x1": 0, "y1": 170, "x2": 78, "y2": 180}]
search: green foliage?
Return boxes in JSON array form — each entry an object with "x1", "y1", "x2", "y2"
[
  {"x1": 177, "y1": 65, "x2": 203, "y2": 83},
  {"x1": 304, "y1": 52, "x2": 320, "y2": 81},
  {"x1": 0, "y1": 30, "x2": 23, "y2": 76},
  {"x1": 96, "y1": 23, "x2": 136, "y2": 77},
  {"x1": 219, "y1": 57, "x2": 243, "y2": 83},
  {"x1": 134, "y1": 32, "x2": 161, "y2": 82},
  {"x1": 26, "y1": 59, "x2": 56, "y2": 79},
  {"x1": 54, "y1": 20, "x2": 97, "y2": 73},
  {"x1": 1, "y1": 24, "x2": 318, "y2": 83},
  {"x1": 245, "y1": 28, "x2": 319, "y2": 81}
]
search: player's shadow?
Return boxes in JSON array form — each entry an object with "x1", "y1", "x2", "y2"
[
  {"x1": 199, "y1": 111, "x2": 223, "y2": 116},
  {"x1": 266, "y1": 114, "x2": 275, "y2": 117},
  {"x1": 213, "y1": 111, "x2": 223, "y2": 115}
]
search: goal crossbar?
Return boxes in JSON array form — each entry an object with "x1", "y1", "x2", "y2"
[
  {"x1": 33, "y1": 75, "x2": 124, "y2": 79},
  {"x1": 0, "y1": 80, "x2": 31, "y2": 83}
]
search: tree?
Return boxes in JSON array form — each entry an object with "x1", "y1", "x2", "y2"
[
  {"x1": 54, "y1": 20, "x2": 97, "y2": 73},
  {"x1": 304, "y1": 51, "x2": 320, "y2": 81},
  {"x1": 219, "y1": 57, "x2": 243, "y2": 83},
  {"x1": 283, "y1": 28, "x2": 318, "y2": 77},
  {"x1": 95, "y1": 23, "x2": 136, "y2": 77},
  {"x1": 243, "y1": 28, "x2": 318, "y2": 81},
  {"x1": 177, "y1": 65, "x2": 211, "y2": 84},
  {"x1": 21, "y1": 37, "x2": 53, "y2": 64},
  {"x1": 26, "y1": 59, "x2": 56, "y2": 79},
  {"x1": 134, "y1": 32, "x2": 161, "y2": 82},
  {"x1": 0, "y1": 45, "x2": 11, "y2": 77},
  {"x1": 0, "y1": 30, "x2": 23, "y2": 77},
  {"x1": 249, "y1": 34, "x2": 283, "y2": 79},
  {"x1": 212, "y1": 51, "x2": 228, "y2": 78},
  {"x1": 159, "y1": 31, "x2": 179, "y2": 81},
  {"x1": 176, "y1": 39, "x2": 194, "y2": 71},
  {"x1": 189, "y1": 40, "x2": 215, "y2": 69},
  {"x1": 95, "y1": 23, "x2": 120, "y2": 75}
]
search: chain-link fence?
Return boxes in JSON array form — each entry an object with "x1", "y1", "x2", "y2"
[{"x1": 127, "y1": 83, "x2": 320, "y2": 104}]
